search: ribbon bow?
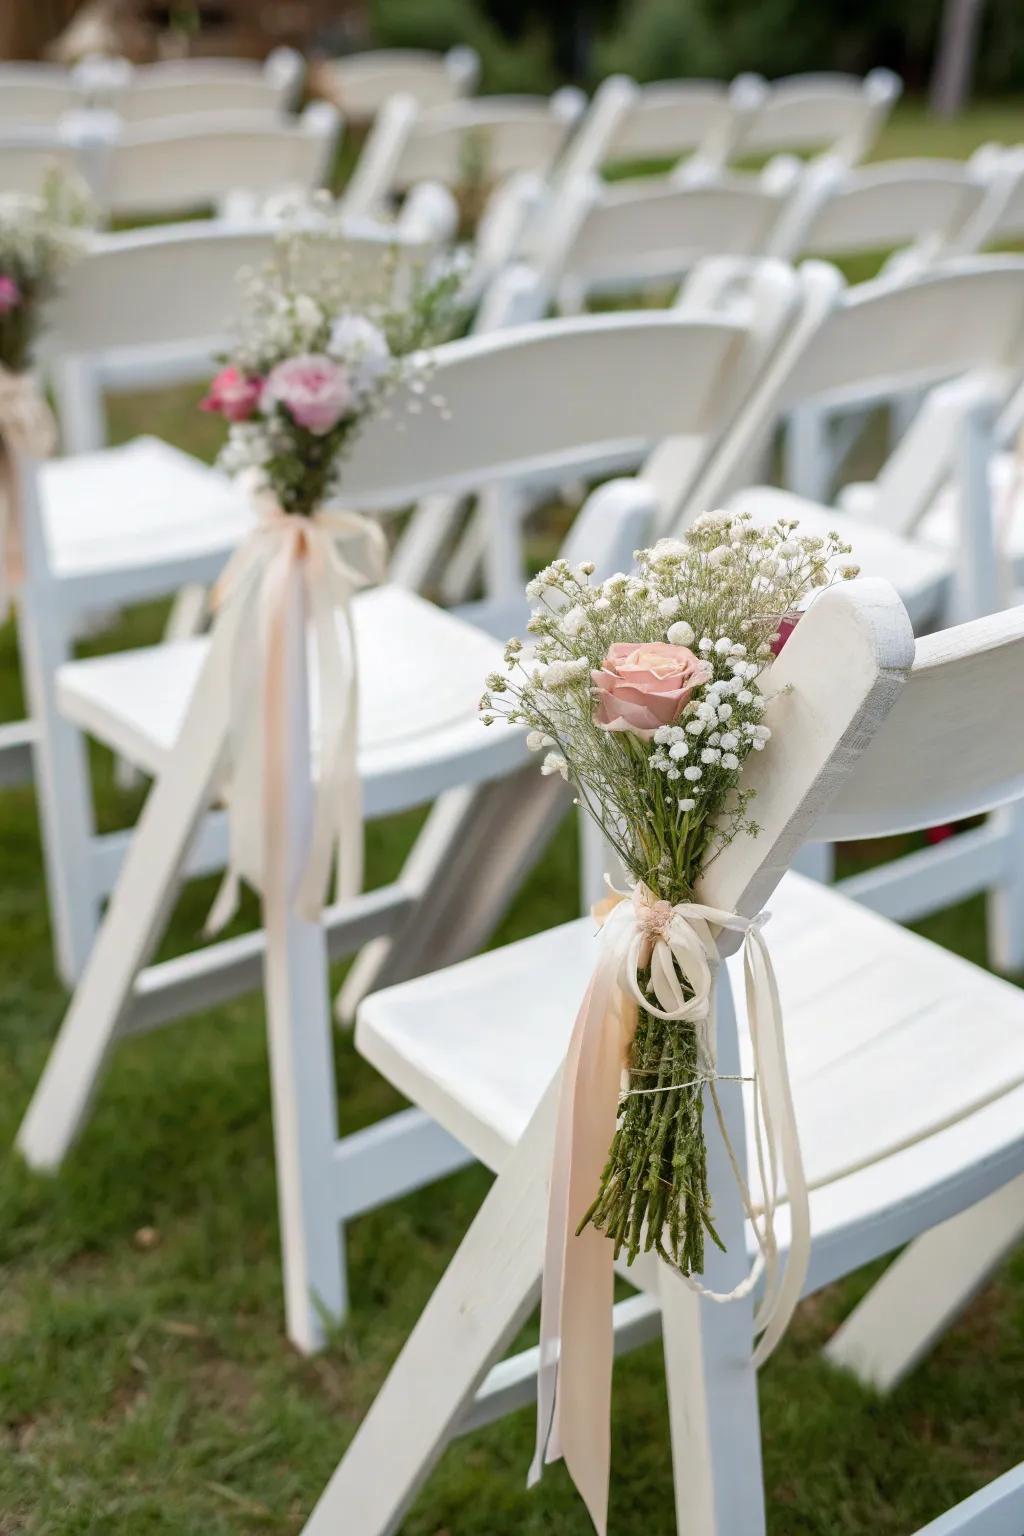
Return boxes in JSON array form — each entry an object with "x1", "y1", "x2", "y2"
[
  {"x1": 531, "y1": 881, "x2": 809, "y2": 1536},
  {"x1": 206, "y1": 493, "x2": 388, "y2": 932},
  {"x1": 0, "y1": 365, "x2": 57, "y2": 620}
]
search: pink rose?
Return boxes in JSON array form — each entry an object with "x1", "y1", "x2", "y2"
[
  {"x1": 262, "y1": 353, "x2": 353, "y2": 435},
  {"x1": 0, "y1": 274, "x2": 22, "y2": 315},
  {"x1": 200, "y1": 366, "x2": 263, "y2": 423},
  {"x1": 592, "y1": 641, "x2": 712, "y2": 739}
]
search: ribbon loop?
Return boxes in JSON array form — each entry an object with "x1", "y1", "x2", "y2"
[
  {"x1": 207, "y1": 495, "x2": 387, "y2": 932},
  {"x1": 532, "y1": 879, "x2": 809, "y2": 1536}
]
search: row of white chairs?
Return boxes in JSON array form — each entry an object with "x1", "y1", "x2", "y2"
[
  {"x1": 0, "y1": 49, "x2": 305, "y2": 125},
  {"x1": 12, "y1": 255, "x2": 1024, "y2": 1353},
  {"x1": 0, "y1": 102, "x2": 342, "y2": 222}
]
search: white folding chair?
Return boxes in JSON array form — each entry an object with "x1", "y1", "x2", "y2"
[
  {"x1": 341, "y1": 89, "x2": 585, "y2": 224},
  {"x1": 672, "y1": 256, "x2": 1024, "y2": 965},
  {"x1": 531, "y1": 159, "x2": 800, "y2": 316},
  {"x1": 75, "y1": 49, "x2": 305, "y2": 124},
  {"x1": 948, "y1": 143, "x2": 1024, "y2": 257},
  {"x1": 305, "y1": 591, "x2": 1024, "y2": 1536},
  {"x1": 554, "y1": 72, "x2": 763, "y2": 187},
  {"x1": 313, "y1": 46, "x2": 479, "y2": 121},
  {"x1": 766, "y1": 154, "x2": 994, "y2": 500},
  {"x1": 15, "y1": 304, "x2": 793, "y2": 1352},
  {"x1": 9, "y1": 214, "x2": 446, "y2": 984},
  {"x1": 91, "y1": 103, "x2": 341, "y2": 224},
  {"x1": 731, "y1": 68, "x2": 902, "y2": 169}
]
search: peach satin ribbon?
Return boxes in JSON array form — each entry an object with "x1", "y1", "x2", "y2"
[
  {"x1": 0, "y1": 366, "x2": 56, "y2": 619},
  {"x1": 206, "y1": 496, "x2": 387, "y2": 931},
  {"x1": 530, "y1": 881, "x2": 810, "y2": 1536}
]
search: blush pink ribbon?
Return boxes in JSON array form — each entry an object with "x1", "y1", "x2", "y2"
[
  {"x1": 530, "y1": 881, "x2": 810, "y2": 1536},
  {"x1": 205, "y1": 494, "x2": 387, "y2": 933},
  {"x1": 0, "y1": 366, "x2": 57, "y2": 620}
]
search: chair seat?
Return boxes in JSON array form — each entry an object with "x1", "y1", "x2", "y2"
[
  {"x1": 41, "y1": 436, "x2": 254, "y2": 583},
  {"x1": 725, "y1": 485, "x2": 951, "y2": 629},
  {"x1": 357, "y1": 871, "x2": 1024, "y2": 1281},
  {"x1": 56, "y1": 585, "x2": 522, "y2": 818}
]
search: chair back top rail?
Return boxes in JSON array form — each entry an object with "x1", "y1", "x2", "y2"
[
  {"x1": 732, "y1": 68, "x2": 901, "y2": 165},
  {"x1": 817, "y1": 603, "x2": 1024, "y2": 840}
]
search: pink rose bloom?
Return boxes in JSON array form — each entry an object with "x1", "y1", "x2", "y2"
[
  {"x1": 200, "y1": 366, "x2": 263, "y2": 423},
  {"x1": 592, "y1": 641, "x2": 713, "y2": 739},
  {"x1": 262, "y1": 353, "x2": 353, "y2": 435},
  {"x1": 0, "y1": 274, "x2": 22, "y2": 314}
]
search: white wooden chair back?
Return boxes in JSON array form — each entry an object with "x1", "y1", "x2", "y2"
[
  {"x1": 343, "y1": 90, "x2": 585, "y2": 218},
  {"x1": 36, "y1": 213, "x2": 443, "y2": 459},
  {"x1": 97, "y1": 104, "x2": 340, "y2": 221},
  {"x1": 0, "y1": 65, "x2": 80, "y2": 125},
  {"x1": 733, "y1": 69, "x2": 901, "y2": 167},
  {"x1": 76, "y1": 49, "x2": 305, "y2": 123},
  {"x1": 556, "y1": 74, "x2": 761, "y2": 185},
  {"x1": 0, "y1": 131, "x2": 83, "y2": 195},
  {"x1": 769, "y1": 156, "x2": 990, "y2": 267},
  {"x1": 818, "y1": 604, "x2": 1024, "y2": 842},
  {"x1": 315, "y1": 47, "x2": 480, "y2": 119},
  {"x1": 540, "y1": 162, "x2": 799, "y2": 311},
  {"x1": 688, "y1": 256, "x2": 1024, "y2": 522},
  {"x1": 334, "y1": 305, "x2": 789, "y2": 512}
]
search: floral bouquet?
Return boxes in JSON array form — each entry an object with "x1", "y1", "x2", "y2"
[
  {"x1": 481, "y1": 511, "x2": 858, "y2": 1279},
  {"x1": 0, "y1": 169, "x2": 92, "y2": 374},
  {"x1": 200, "y1": 224, "x2": 461, "y2": 516}
]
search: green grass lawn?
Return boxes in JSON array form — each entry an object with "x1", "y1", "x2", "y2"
[{"x1": 3, "y1": 98, "x2": 1024, "y2": 1535}]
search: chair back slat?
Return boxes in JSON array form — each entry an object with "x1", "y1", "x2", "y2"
[
  {"x1": 604, "y1": 81, "x2": 734, "y2": 163},
  {"x1": 734, "y1": 70, "x2": 900, "y2": 164},
  {"x1": 794, "y1": 161, "x2": 987, "y2": 259},
  {"x1": 39, "y1": 220, "x2": 432, "y2": 365},
  {"x1": 337, "y1": 309, "x2": 757, "y2": 509},
  {"x1": 315, "y1": 48, "x2": 479, "y2": 118},
  {"x1": 816, "y1": 605, "x2": 1024, "y2": 839},
  {"x1": 392, "y1": 96, "x2": 581, "y2": 191}
]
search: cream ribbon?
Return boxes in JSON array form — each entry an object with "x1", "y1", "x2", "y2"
[
  {"x1": 205, "y1": 494, "x2": 387, "y2": 932},
  {"x1": 0, "y1": 366, "x2": 57, "y2": 620},
  {"x1": 530, "y1": 880, "x2": 810, "y2": 1536}
]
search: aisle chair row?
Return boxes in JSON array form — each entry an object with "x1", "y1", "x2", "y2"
[{"x1": 14, "y1": 257, "x2": 1024, "y2": 1361}]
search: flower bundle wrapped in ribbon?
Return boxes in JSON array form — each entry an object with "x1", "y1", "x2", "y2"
[
  {"x1": 481, "y1": 512, "x2": 860, "y2": 1531},
  {"x1": 0, "y1": 171, "x2": 91, "y2": 616},
  {"x1": 200, "y1": 223, "x2": 459, "y2": 925}
]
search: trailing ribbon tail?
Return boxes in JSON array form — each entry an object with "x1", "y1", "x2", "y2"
[
  {"x1": 531, "y1": 882, "x2": 809, "y2": 1535},
  {"x1": 0, "y1": 366, "x2": 57, "y2": 621}
]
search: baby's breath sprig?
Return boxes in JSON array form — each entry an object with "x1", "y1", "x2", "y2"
[{"x1": 482, "y1": 510, "x2": 859, "y2": 1274}]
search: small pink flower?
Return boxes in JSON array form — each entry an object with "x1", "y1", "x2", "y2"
[
  {"x1": 0, "y1": 274, "x2": 22, "y2": 315},
  {"x1": 200, "y1": 366, "x2": 263, "y2": 423},
  {"x1": 592, "y1": 641, "x2": 712, "y2": 739},
  {"x1": 262, "y1": 353, "x2": 353, "y2": 436},
  {"x1": 770, "y1": 612, "x2": 801, "y2": 656}
]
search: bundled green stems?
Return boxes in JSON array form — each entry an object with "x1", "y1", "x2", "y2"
[{"x1": 579, "y1": 974, "x2": 723, "y2": 1275}]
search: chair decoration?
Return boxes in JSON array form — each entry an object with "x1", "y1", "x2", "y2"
[
  {"x1": 198, "y1": 225, "x2": 459, "y2": 931},
  {"x1": 480, "y1": 513, "x2": 861, "y2": 1533},
  {"x1": 0, "y1": 172, "x2": 90, "y2": 616}
]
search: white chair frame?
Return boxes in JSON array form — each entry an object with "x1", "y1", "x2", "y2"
[
  {"x1": 305, "y1": 590, "x2": 1024, "y2": 1536},
  {"x1": 731, "y1": 68, "x2": 902, "y2": 168},
  {"x1": 16, "y1": 304, "x2": 788, "y2": 1352},
  {"x1": 8, "y1": 213, "x2": 449, "y2": 983},
  {"x1": 75, "y1": 49, "x2": 306, "y2": 123}
]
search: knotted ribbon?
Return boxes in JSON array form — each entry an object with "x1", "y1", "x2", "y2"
[
  {"x1": 0, "y1": 365, "x2": 57, "y2": 620},
  {"x1": 530, "y1": 880, "x2": 810, "y2": 1536},
  {"x1": 206, "y1": 493, "x2": 387, "y2": 932}
]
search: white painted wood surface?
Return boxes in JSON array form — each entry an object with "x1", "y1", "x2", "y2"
[{"x1": 314, "y1": 46, "x2": 479, "y2": 120}]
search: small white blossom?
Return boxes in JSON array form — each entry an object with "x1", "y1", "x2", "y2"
[
  {"x1": 677, "y1": 798, "x2": 696, "y2": 812},
  {"x1": 659, "y1": 596, "x2": 681, "y2": 619},
  {"x1": 541, "y1": 752, "x2": 569, "y2": 779},
  {"x1": 669, "y1": 741, "x2": 689, "y2": 760},
  {"x1": 721, "y1": 752, "x2": 739, "y2": 770},
  {"x1": 666, "y1": 620, "x2": 696, "y2": 647},
  {"x1": 560, "y1": 604, "x2": 587, "y2": 637},
  {"x1": 684, "y1": 766, "x2": 702, "y2": 782},
  {"x1": 701, "y1": 747, "x2": 722, "y2": 765},
  {"x1": 719, "y1": 732, "x2": 739, "y2": 751}
]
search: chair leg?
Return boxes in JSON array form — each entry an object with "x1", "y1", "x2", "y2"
[
  {"x1": 337, "y1": 766, "x2": 568, "y2": 1022},
  {"x1": 659, "y1": 971, "x2": 766, "y2": 1536},
  {"x1": 16, "y1": 593, "x2": 102, "y2": 985},
  {"x1": 824, "y1": 1171, "x2": 1024, "y2": 1393},
  {"x1": 987, "y1": 804, "x2": 1024, "y2": 974},
  {"x1": 16, "y1": 615, "x2": 235, "y2": 1170},
  {"x1": 300, "y1": 1076, "x2": 558, "y2": 1536}
]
